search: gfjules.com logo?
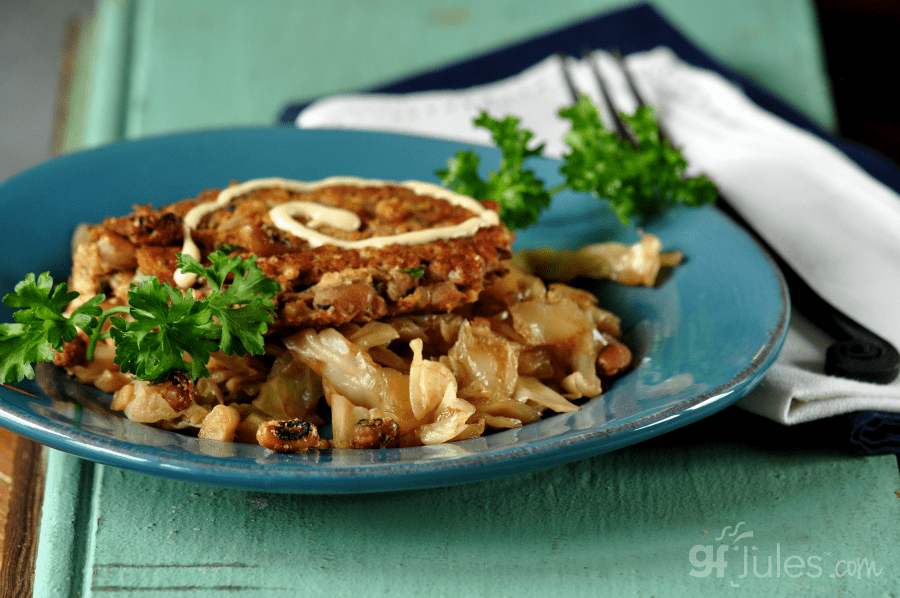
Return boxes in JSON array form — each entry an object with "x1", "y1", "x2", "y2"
[{"x1": 688, "y1": 522, "x2": 884, "y2": 587}]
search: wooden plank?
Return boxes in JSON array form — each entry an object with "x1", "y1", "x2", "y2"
[
  {"x1": 0, "y1": 427, "x2": 17, "y2": 538},
  {"x1": 0, "y1": 430, "x2": 44, "y2": 598},
  {"x1": 117, "y1": 0, "x2": 833, "y2": 141},
  {"x1": 51, "y1": 17, "x2": 87, "y2": 157},
  {"x1": 70, "y1": 409, "x2": 900, "y2": 597}
]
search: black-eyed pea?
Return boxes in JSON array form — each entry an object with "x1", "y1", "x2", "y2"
[{"x1": 256, "y1": 419, "x2": 330, "y2": 452}]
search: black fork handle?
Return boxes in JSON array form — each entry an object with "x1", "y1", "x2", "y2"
[{"x1": 713, "y1": 198, "x2": 900, "y2": 384}]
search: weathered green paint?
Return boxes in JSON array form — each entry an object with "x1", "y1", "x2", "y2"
[
  {"x1": 38, "y1": 411, "x2": 900, "y2": 596},
  {"x1": 37, "y1": 1, "x2": 897, "y2": 596},
  {"x1": 64, "y1": 0, "x2": 832, "y2": 156}
]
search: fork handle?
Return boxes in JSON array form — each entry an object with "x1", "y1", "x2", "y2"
[
  {"x1": 825, "y1": 312, "x2": 900, "y2": 384},
  {"x1": 715, "y1": 197, "x2": 900, "y2": 384}
]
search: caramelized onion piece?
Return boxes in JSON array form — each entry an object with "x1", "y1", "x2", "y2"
[{"x1": 513, "y1": 232, "x2": 681, "y2": 286}]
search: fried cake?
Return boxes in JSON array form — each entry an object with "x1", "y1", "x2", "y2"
[{"x1": 70, "y1": 177, "x2": 515, "y2": 332}]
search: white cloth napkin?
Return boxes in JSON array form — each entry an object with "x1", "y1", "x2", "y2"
[{"x1": 295, "y1": 47, "x2": 900, "y2": 425}]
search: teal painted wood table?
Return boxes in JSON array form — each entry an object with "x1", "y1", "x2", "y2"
[{"x1": 28, "y1": 0, "x2": 900, "y2": 595}]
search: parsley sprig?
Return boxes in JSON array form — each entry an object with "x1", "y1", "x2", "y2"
[
  {"x1": 0, "y1": 273, "x2": 105, "y2": 383},
  {"x1": 436, "y1": 112, "x2": 552, "y2": 230},
  {"x1": 437, "y1": 95, "x2": 717, "y2": 228},
  {"x1": 0, "y1": 251, "x2": 280, "y2": 385}
]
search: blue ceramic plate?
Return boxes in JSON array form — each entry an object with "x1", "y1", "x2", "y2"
[{"x1": 0, "y1": 128, "x2": 788, "y2": 493}]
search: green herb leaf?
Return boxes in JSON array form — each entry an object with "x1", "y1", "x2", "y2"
[
  {"x1": 0, "y1": 273, "x2": 104, "y2": 383},
  {"x1": 560, "y1": 97, "x2": 717, "y2": 223},
  {"x1": 401, "y1": 266, "x2": 425, "y2": 280},
  {"x1": 217, "y1": 242, "x2": 244, "y2": 253},
  {"x1": 437, "y1": 111, "x2": 552, "y2": 230},
  {"x1": 1, "y1": 251, "x2": 281, "y2": 386},
  {"x1": 437, "y1": 96, "x2": 717, "y2": 229},
  {"x1": 110, "y1": 277, "x2": 220, "y2": 383},
  {"x1": 177, "y1": 251, "x2": 280, "y2": 357}
]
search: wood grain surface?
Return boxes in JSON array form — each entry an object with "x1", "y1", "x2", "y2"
[
  {"x1": 0, "y1": 428, "x2": 14, "y2": 534},
  {"x1": 0, "y1": 428, "x2": 44, "y2": 598}
]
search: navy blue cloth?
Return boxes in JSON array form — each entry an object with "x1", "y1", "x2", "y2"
[
  {"x1": 848, "y1": 411, "x2": 900, "y2": 455},
  {"x1": 278, "y1": 2, "x2": 900, "y2": 454}
]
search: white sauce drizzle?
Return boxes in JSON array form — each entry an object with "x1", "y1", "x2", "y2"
[{"x1": 174, "y1": 176, "x2": 500, "y2": 288}]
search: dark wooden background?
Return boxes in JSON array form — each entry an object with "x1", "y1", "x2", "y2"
[{"x1": 815, "y1": 0, "x2": 900, "y2": 167}]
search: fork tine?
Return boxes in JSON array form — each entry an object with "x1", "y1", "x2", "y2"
[
  {"x1": 584, "y1": 51, "x2": 629, "y2": 141},
  {"x1": 556, "y1": 53, "x2": 581, "y2": 105},
  {"x1": 611, "y1": 49, "x2": 673, "y2": 145},
  {"x1": 611, "y1": 50, "x2": 648, "y2": 106},
  {"x1": 584, "y1": 50, "x2": 639, "y2": 148}
]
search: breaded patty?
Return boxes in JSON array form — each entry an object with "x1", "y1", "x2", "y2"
[{"x1": 70, "y1": 179, "x2": 515, "y2": 331}]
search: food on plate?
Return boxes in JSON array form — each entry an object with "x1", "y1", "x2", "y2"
[
  {"x1": 512, "y1": 232, "x2": 683, "y2": 286},
  {"x1": 0, "y1": 93, "x2": 718, "y2": 453},
  {"x1": 1, "y1": 176, "x2": 658, "y2": 451},
  {"x1": 71, "y1": 177, "x2": 513, "y2": 332}
]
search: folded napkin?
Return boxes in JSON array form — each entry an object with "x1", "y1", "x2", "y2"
[{"x1": 286, "y1": 5, "x2": 900, "y2": 442}]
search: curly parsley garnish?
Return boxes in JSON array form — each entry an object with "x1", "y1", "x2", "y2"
[
  {"x1": 0, "y1": 273, "x2": 104, "y2": 383},
  {"x1": 437, "y1": 95, "x2": 716, "y2": 229},
  {"x1": 0, "y1": 250, "x2": 280, "y2": 385},
  {"x1": 436, "y1": 112, "x2": 552, "y2": 230}
]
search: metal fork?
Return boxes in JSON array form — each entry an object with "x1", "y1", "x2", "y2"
[{"x1": 560, "y1": 50, "x2": 900, "y2": 384}]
